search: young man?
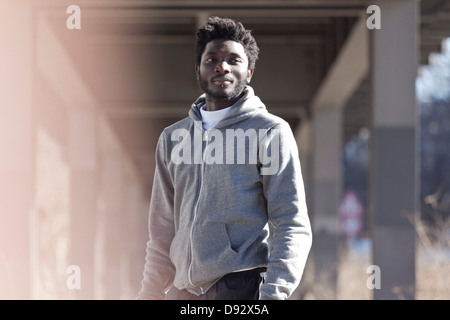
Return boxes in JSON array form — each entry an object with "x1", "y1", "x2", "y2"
[{"x1": 137, "y1": 16, "x2": 312, "y2": 300}]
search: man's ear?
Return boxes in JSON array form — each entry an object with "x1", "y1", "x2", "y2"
[
  {"x1": 247, "y1": 68, "x2": 254, "y2": 83},
  {"x1": 195, "y1": 64, "x2": 200, "y2": 80}
]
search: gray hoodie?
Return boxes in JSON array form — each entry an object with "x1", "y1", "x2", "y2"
[{"x1": 137, "y1": 86, "x2": 312, "y2": 300}]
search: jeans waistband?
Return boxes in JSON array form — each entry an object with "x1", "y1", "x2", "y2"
[{"x1": 222, "y1": 267, "x2": 267, "y2": 280}]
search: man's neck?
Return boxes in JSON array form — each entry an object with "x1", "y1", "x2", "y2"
[{"x1": 204, "y1": 92, "x2": 244, "y2": 111}]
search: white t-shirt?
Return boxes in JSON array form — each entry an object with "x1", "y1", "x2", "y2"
[{"x1": 199, "y1": 104, "x2": 232, "y2": 130}]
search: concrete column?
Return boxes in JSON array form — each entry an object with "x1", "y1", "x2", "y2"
[
  {"x1": 0, "y1": 1, "x2": 33, "y2": 299},
  {"x1": 34, "y1": 7, "x2": 104, "y2": 299},
  {"x1": 311, "y1": 108, "x2": 343, "y2": 299},
  {"x1": 370, "y1": 0, "x2": 418, "y2": 300},
  {"x1": 95, "y1": 118, "x2": 148, "y2": 299},
  {"x1": 119, "y1": 167, "x2": 146, "y2": 299},
  {"x1": 102, "y1": 153, "x2": 124, "y2": 299},
  {"x1": 68, "y1": 108, "x2": 98, "y2": 299},
  {"x1": 307, "y1": 15, "x2": 369, "y2": 299},
  {"x1": 97, "y1": 119, "x2": 125, "y2": 299}
]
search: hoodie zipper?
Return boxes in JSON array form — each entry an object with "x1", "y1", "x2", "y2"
[{"x1": 187, "y1": 129, "x2": 208, "y2": 294}]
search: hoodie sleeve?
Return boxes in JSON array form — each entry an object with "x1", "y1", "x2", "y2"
[
  {"x1": 137, "y1": 131, "x2": 176, "y2": 300},
  {"x1": 259, "y1": 121, "x2": 313, "y2": 300}
]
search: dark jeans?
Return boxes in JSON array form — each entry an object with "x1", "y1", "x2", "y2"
[{"x1": 165, "y1": 267, "x2": 267, "y2": 300}]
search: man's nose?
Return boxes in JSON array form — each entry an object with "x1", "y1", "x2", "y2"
[{"x1": 214, "y1": 60, "x2": 231, "y2": 73}]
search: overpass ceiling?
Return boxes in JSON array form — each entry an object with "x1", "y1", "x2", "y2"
[{"x1": 40, "y1": 0, "x2": 450, "y2": 193}]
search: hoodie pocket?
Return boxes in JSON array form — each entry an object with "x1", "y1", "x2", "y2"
[
  {"x1": 194, "y1": 222, "x2": 239, "y2": 260},
  {"x1": 189, "y1": 222, "x2": 241, "y2": 286},
  {"x1": 219, "y1": 223, "x2": 240, "y2": 256}
]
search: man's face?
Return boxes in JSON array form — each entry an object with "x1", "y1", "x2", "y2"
[{"x1": 196, "y1": 39, "x2": 254, "y2": 101}]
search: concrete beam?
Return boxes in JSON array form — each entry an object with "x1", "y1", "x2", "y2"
[
  {"x1": 36, "y1": 13, "x2": 97, "y2": 112},
  {"x1": 34, "y1": 0, "x2": 368, "y2": 10},
  {"x1": 311, "y1": 13, "x2": 369, "y2": 111}
]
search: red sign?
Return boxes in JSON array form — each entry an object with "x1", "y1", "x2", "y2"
[{"x1": 338, "y1": 190, "x2": 364, "y2": 237}]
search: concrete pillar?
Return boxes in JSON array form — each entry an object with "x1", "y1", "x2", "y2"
[
  {"x1": 307, "y1": 15, "x2": 369, "y2": 299},
  {"x1": 0, "y1": 1, "x2": 33, "y2": 299},
  {"x1": 68, "y1": 108, "x2": 98, "y2": 299},
  {"x1": 97, "y1": 119, "x2": 125, "y2": 299},
  {"x1": 103, "y1": 154, "x2": 124, "y2": 299},
  {"x1": 34, "y1": 8, "x2": 103, "y2": 298},
  {"x1": 119, "y1": 167, "x2": 146, "y2": 299},
  {"x1": 311, "y1": 108, "x2": 343, "y2": 299},
  {"x1": 370, "y1": 0, "x2": 418, "y2": 299}
]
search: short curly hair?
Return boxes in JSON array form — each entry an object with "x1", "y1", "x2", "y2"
[{"x1": 195, "y1": 16, "x2": 260, "y2": 69}]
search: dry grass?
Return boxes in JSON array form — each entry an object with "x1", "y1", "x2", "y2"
[
  {"x1": 415, "y1": 214, "x2": 450, "y2": 299},
  {"x1": 337, "y1": 214, "x2": 450, "y2": 300},
  {"x1": 301, "y1": 215, "x2": 450, "y2": 300},
  {"x1": 337, "y1": 242, "x2": 372, "y2": 300}
]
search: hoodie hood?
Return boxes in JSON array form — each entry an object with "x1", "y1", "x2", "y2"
[{"x1": 188, "y1": 86, "x2": 267, "y2": 129}]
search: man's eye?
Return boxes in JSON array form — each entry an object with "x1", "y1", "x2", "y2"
[{"x1": 205, "y1": 58, "x2": 215, "y2": 63}]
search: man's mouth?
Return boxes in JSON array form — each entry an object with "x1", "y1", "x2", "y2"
[{"x1": 212, "y1": 78, "x2": 233, "y2": 86}]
